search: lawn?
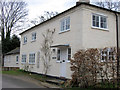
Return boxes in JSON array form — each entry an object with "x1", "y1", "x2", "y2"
[
  {"x1": 2, "y1": 70, "x2": 119, "y2": 89},
  {"x1": 2, "y1": 69, "x2": 28, "y2": 76},
  {"x1": 2, "y1": 69, "x2": 49, "y2": 82}
]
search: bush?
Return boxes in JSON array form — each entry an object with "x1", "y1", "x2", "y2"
[{"x1": 69, "y1": 47, "x2": 117, "y2": 88}]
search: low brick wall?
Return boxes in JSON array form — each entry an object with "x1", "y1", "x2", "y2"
[{"x1": 2, "y1": 67, "x2": 19, "y2": 71}]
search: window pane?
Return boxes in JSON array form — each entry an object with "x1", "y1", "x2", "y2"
[
  {"x1": 96, "y1": 16, "x2": 99, "y2": 22},
  {"x1": 68, "y1": 48, "x2": 71, "y2": 60},
  {"x1": 16, "y1": 56, "x2": 19, "y2": 62},
  {"x1": 93, "y1": 21, "x2": 95, "y2": 26},
  {"x1": 32, "y1": 33, "x2": 36, "y2": 41},
  {"x1": 100, "y1": 16, "x2": 107, "y2": 28},
  {"x1": 92, "y1": 15, "x2": 99, "y2": 27},
  {"x1": 61, "y1": 17, "x2": 70, "y2": 32},
  {"x1": 96, "y1": 22, "x2": 99, "y2": 27},
  {"x1": 22, "y1": 55, "x2": 26, "y2": 63},
  {"x1": 93, "y1": 15, "x2": 95, "y2": 20},
  {"x1": 68, "y1": 48, "x2": 71, "y2": 54},
  {"x1": 61, "y1": 21, "x2": 65, "y2": 31},
  {"x1": 24, "y1": 37, "x2": 27, "y2": 44},
  {"x1": 29, "y1": 53, "x2": 35, "y2": 64},
  {"x1": 66, "y1": 17, "x2": 70, "y2": 30},
  {"x1": 57, "y1": 49, "x2": 60, "y2": 60}
]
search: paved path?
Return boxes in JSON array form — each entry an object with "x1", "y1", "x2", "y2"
[{"x1": 2, "y1": 74, "x2": 45, "y2": 88}]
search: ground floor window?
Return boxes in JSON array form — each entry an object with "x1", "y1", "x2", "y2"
[
  {"x1": 16, "y1": 56, "x2": 19, "y2": 63},
  {"x1": 101, "y1": 48, "x2": 115, "y2": 62},
  {"x1": 68, "y1": 48, "x2": 71, "y2": 60},
  {"x1": 57, "y1": 49, "x2": 60, "y2": 61},
  {"x1": 22, "y1": 54, "x2": 26, "y2": 63},
  {"x1": 29, "y1": 53, "x2": 35, "y2": 64}
]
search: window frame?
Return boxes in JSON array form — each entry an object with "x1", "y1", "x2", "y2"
[
  {"x1": 60, "y1": 17, "x2": 70, "y2": 33},
  {"x1": 21, "y1": 54, "x2": 26, "y2": 64},
  {"x1": 23, "y1": 36, "x2": 27, "y2": 44},
  {"x1": 57, "y1": 49, "x2": 61, "y2": 62},
  {"x1": 67, "y1": 48, "x2": 71, "y2": 62},
  {"x1": 29, "y1": 53, "x2": 35, "y2": 64},
  {"x1": 100, "y1": 48, "x2": 116, "y2": 62},
  {"x1": 16, "y1": 55, "x2": 19, "y2": 63},
  {"x1": 31, "y1": 32, "x2": 36, "y2": 42},
  {"x1": 92, "y1": 13, "x2": 108, "y2": 30},
  {"x1": 100, "y1": 49, "x2": 108, "y2": 62}
]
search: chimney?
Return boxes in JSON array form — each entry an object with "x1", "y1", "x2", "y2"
[{"x1": 76, "y1": 0, "x2": 90, "y2": 5}]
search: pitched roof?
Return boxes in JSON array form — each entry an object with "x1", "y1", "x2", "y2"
[
  {"x1": 20, "y1": 3, "x2": 120, "y2": 35},
  {"x1": 5, "y1": 47, "x2": 20, "y2": 55}
]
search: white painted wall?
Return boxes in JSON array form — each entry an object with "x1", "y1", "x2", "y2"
[
  {"x1": 20, "y1": 4, "x2": 119, "y2": 79},
  {"x1": 4, "y1": 54, "x2": 20, "y2": 68}
]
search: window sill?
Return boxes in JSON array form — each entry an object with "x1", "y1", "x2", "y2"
[
  {"x1": 100, "y1": 60, "x2": 116, "y2": 63},
  {"x1": 59, "y1": 29, "x2": 70, "y2": 34},
  {"x1": 23, "y1": 43, "x2": 27, "y2": 45},
  {"x1": 21, "y1": 62, "x2": 26, "y2": 64},
  {"x1": 56, "y1": 60, "x2": 70, "y2": 63},
  {"x1": 91, "y1": 26, "x2": 109, "y2": 31},
  {"x1": 56, "y1": 61, "x2": 60, "y2": 63},
  {"x1": 29, "y1": 63, "x2": 35, "y2": 65},
  {"x1": 31, "y1": 40, "x2": 36, "y2": 43},
  {"x1": 67, "y1": 60, "x2": 70, "y2": 63}
]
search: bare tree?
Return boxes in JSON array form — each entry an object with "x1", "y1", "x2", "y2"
[
  {"x1": 41, "y1": 29, "x2": 55, "y2": 75},
  {"x1": 94, "y1": 0, "x2": 120, "y2": 11},
  {"x1": 0, "y1": 0, "x2": 28, "y2": 40},
  {"x1": 31, "y1": 11, "x2": 58, "y2": 26}
]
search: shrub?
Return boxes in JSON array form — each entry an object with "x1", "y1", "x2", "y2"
[{"x1": 69, "y1": 47, "x2": 117, "y2": 88}]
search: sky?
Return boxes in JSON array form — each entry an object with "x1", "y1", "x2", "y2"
[
  {"x1": 25, "y1": 0, "x2": 77, "y2": 20},
  {"x1": 15, "y1": 0, "x2": 119, "y2": 36},
  {"x1": 25, "y1": 0, "x2": 120, "y2": 20}
]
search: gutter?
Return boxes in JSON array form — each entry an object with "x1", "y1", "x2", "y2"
[{"x1": 115, "y1": 12, "x2": 119, "y2": 85}]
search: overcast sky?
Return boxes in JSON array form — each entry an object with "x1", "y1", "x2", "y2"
[{"x1": 25, "y1": 0, "x2": 79, "y2": 20}]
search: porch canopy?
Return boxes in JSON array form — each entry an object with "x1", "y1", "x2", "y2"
[{"x1": 50, "y1": 44, "x2": 69, "y2": 48}]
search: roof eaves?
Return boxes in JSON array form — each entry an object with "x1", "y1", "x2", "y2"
[
  {"x1": 19, "y1": 3, "x2": 120, "y2": 35},
  {"x1": 19, "y1": 3, "x2": 81, "y2": 35},
  {"x1": 5, "y1": 47, "x2": 20, "y2": 55}
]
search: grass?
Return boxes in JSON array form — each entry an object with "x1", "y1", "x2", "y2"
[
  {"x1": 2, "y1": 69, "x2": 50, "y2": 82},
  {"x1": 2, "y1": 69, "x2": 28, "y2": 76},
  {"x1": 29, "y1": 73, "x2": 48, "y2": 82},
  {"x1": 3, "y1": 70, "x2": 118, "y2": 89}
]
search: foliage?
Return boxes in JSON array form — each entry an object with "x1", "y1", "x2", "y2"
[
  {"x1": 41, "y1": 29, "x2": 55, "y2": 75},
  {"x1": 94, "y1": 0, "x2": 120, "y2": 11},
  {"x1": 2, "y1": 34, "x2": 20, "y2": 54},
  {"x1": 23, "y1": 62, "x2": 29, "y2": 72},
  {"x1": 30, "y1": 11, "x2": 58, "y2": 26},
  {"x1": 68, "y1": 47, "x2": 117, "y2": 88},
  {"x1": 10, "y1": 35, "x2": 20, "y2": 49},
  {"x1": 0, "y1": 0, "x2": 28, "y2": 54}
]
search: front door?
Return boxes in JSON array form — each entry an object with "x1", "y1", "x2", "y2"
[{"x1": 60, "y1": 48, "x2": 67, "y2": 77}]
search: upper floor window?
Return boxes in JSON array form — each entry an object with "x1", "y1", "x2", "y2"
[
  {"x1": 23, "y1": 36, "x2": 27, "y2": 44},
  {"x1": 61, "y1": 17, "x2": 70, "y2": 32},
  {"x1": 22, "y1": 54, "x2": 26, "y2": 63},
  {"x1": 92, "y1": 14, "x2": 107, "y2": 29},
  {"x1": 29, "y1": 53, "x2": 35, "y2": 64},
  {"x1": 32, "y1": 32, "x2": 36, "y2": 41}
]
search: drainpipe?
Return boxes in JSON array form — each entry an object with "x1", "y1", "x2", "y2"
[{"x1": 115, "y1": 12, "x2": 119, "y2": 87}]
